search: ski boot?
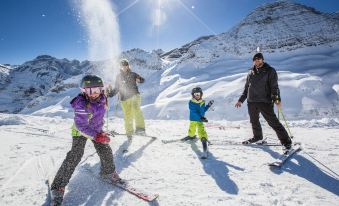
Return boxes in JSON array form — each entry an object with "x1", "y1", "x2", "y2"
[
  {"x1": 201, "y1": 138, "x2": 208, "y2": 159},
  {"x1": 101, "y1": 171, "x2": 124, "y2": 184},
  {"x1": 182, "y1": 135, "x2": 197, "y2": 142},
  {"x1": 135, "y1": 128, "x2": 146, "y2": 136},
  {"x1": 50, "y1": 187, "x2": 65, "y2": 206},
  {"x1": 282, "y1": 142, "x2": 292, "y2": 155},
  {"x1": 242, "y1": 137, "x2": 264, "y2": 145},
  {"x1": 122, "y1": 134, "x2": 133, "y2": 153}
]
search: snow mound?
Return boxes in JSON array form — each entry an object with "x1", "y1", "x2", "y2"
[
  {"x1": 289, "y1": 118, "x2": 339, "y2": 128},
  {"x1": 0, "y1": 114, "x2": 27, "y2": 126}
]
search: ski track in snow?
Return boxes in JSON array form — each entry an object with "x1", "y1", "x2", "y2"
[{"x1": 0, "y1": 115, "x2": 338, "y2": 205}]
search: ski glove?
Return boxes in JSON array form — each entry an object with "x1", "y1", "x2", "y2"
[
  {"x1": 94, "y1": 132, "x2": 110, "y2": 144},
  {"x1": 207, "y1": 100, "x2": 214, "y2": 107},
  {"x1": 201, "y1": 116, "x2": 208, "y2": 122}
]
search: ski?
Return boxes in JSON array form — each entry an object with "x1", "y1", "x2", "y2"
[
  {"x1": 161, "y1": 136, "x2": 200, "y2": 144},
  {"x1": 112, "y1": 180, "x2": 159, "y2": 202},
  {"x1": 209, "y1": 140, "x2": 281, "y2": 147},
  {"x1": 134, "y1": 134, "x2": 157, "y2": 140},
  {"x1": 109, "y1": 130, "x2": 125, "y2": 137},
  {"x1": 161, "y1": 138, "x2": 185, "y2": 144},
  {"x1": 82, "y1": 166, "x2": 159, "y2": 202},
  {"x1": 268, "y1": 143, "x2": 302, "y2": 168}
]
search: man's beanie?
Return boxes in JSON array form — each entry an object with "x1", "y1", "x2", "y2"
[{"x1": 253, "y1": 53, "x2": 264, "y2": 61}]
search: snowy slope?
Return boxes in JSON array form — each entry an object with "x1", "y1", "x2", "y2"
[
  {"x1": 142, "y1": 43, "x2": 339, "y2": 120},
  {"x1": 0, "y1": 114, "x2": 338, "y2": 205}
]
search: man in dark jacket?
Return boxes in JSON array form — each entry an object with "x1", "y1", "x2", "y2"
[
  {"x1": 107, "y1": 59, "x2": 146, "y2": 138},
  {"x1": 235, "y1": 53, "x2": 292, "y2": 151}
]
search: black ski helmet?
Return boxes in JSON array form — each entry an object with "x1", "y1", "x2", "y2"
[
  {"x1": 80, "y1": 75, "x2": 104, "y2": 88},
  {"x1": 191, "y1": 87, "x2": 203, "y2": 97}
]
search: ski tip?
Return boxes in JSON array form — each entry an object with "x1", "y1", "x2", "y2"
[
  {"x1": 268, "y1": 163, "x2": 281, "y2": 168},
  {"x1": 151, "y1": 194, "x2": 160, "y2": 201}
]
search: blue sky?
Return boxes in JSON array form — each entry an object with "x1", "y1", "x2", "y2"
[{"x1": 0, "y1": 0, "x2": 339, "y2": 65}]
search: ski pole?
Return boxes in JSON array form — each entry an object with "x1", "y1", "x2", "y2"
[
  {"x1": 114, "y1": 94, "x2": 120, "y2": 117},
  {"x1": 278, "y1": 107, "x2": 293, "y2": 138}
]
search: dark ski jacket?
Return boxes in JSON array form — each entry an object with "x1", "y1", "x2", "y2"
[
  {"x1": 238, "y1": 63, "x2": 281, "y2": 103},
  {"x1": 108, "y1": 69, "x2": 144, "y2": 101}
]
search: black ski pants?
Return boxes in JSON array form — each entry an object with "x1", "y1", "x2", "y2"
[
  {"x1": 247, "y1": 102, "x2": 292, "y2": 146},
  {"x1": 51, "y1": 136, "x2": 115, "y2": 189}
]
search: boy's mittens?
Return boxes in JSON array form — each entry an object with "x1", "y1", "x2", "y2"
[
  {"x1": 207, "y1": 100, "x2": 214, "y2": 107},
  {"x1": 201, "y1": 116, "x2": 208, "y2": 122}
]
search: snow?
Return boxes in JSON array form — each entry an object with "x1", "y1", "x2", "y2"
[
  {"x1": 0, "y1": 114, "x2": 26, "y2": 126},
  {"x1": 0, "y1": 114, "x2": 338, "y2": 205}
]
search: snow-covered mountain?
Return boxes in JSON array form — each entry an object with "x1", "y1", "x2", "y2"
[
  {"x1": 0, "y1": 49, "x2": 163, "y2": 114},
  {"x1": 0, "y1": 55, "x2": 93, "y2": 113},
  {"x1": 0, "y1": 64, "x2": 11, "y2": 87},
  {"x1": 1, "y1": 0, "x2": 339, "y2": 120},
  {"x1": 162, "y1": 1, "x2": 339, "y2": 62}
]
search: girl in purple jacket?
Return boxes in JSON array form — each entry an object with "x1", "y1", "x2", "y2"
[{"x1": 50, "y1": 75, "x2": 120, "y2": 205}]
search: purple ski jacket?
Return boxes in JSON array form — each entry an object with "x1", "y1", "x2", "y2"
[{"x1": 71, "y1": 94, "x2": 107, "y2": 140}]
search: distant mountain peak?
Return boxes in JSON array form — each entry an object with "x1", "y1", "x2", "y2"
[
  {"x1": 243, "y1": 0, "x2": 322, "y2": 25},
  {"x1": 35, "y1": 55, "x2": 55, "y2": 60}
]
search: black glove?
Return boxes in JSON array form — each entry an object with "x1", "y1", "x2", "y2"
[
  {"x1": 271, "y1": 94, "x2": 281, "y2": 103},
  {"x1": 201, "y1": 116, "x2": 208, "y2": 122},
  {"x1": 207, "y1": 100, "x2": 214, "y2": 107}
]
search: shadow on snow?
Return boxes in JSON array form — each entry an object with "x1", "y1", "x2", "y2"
[
  {"x1": 61, "y1": 137, "x2": 157, "y2": 205},
  {"x1": 189, "y1": 141, "x2": 244, "y2": 195},
  {"x1": 258, "y1": 145, "x2": 339, "y2": 196}
]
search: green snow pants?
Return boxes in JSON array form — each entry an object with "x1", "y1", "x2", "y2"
[
  {"x1": 188, "y1": 121, "x2": 208, "y2": 140},
  {"x1": 121, "y1": 94, "x2": 145, "y2": 136}
]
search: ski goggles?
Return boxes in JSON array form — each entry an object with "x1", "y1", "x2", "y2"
[
  {"x1": 193, "y1": 92, "x2": 201, "y2": 96},
  {"x1": 81, "y1": 87, "x2": 104, "y2": 95}
]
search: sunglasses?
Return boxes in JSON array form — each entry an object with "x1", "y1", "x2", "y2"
[
  {"x1": 193, "y1": 92, "x2": 201, "y2": 96},
  {"x1": 81, "y1": 87, "x2": 104, "y2": 95}
]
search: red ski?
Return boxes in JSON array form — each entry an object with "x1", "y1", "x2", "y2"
[
  {"x1": 114, "y1": 181, "x2": 159, "y2": 202},
  {"x1": 83, "y1": 166, "x2": 159, "y2": 202}
]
